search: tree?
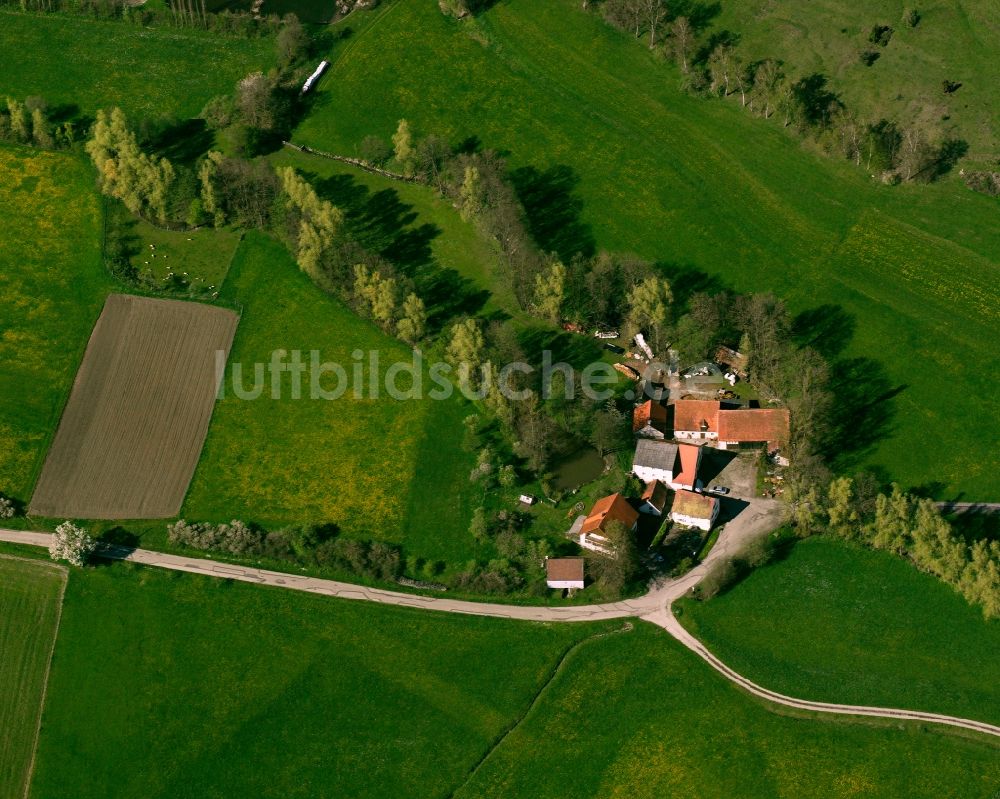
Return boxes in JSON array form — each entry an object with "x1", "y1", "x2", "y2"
[
  {"x1": 669, "y1": 17, "x2": 694, "y2": 73},
  {"x1": 470, "y1": 506, "x2": 489, "y2": 543},
  {"x1": 750, "y1": 59, "x2": 782, "y2": 118},
  {"x1": 868, "y1": 484, "x2": 912, "y2": 554},
  {"x1": 733, "y1": 293, "x2": 790, "y2": 399},
  {"x1": 626, "y1": 275, "x2": 672, "y2": 350},
  {"x1": 415, "y1": 134, "x2": 451, "y2": 190},
  {"x1": 392, "y1": 118, "x2": 416, "y2": 177},
  {"x1": 458, "y1": 164, "x2": 484, "y2": 221},
  {"x1": 279, "y1": 166, "x2": 344, "y2": 280},
  {"x1": 30, "y1": 107, "x2": 53, "y2": 148},
  {"x1": 707, "y1": 45, "x2": 735, "y2": 96},
  {"x1": 359, "y1": 135, "x2": 392, "y2": 166},
  {"x1": 236, "y1": 72, "x2": 277, "y2": 130},
  {"x1": 396, "y1": 292, "x2": 427, "y2": 344},
  {"x1": 897, "y1": 125, "x2": 937, "y2": 182},
  {"x1": 0, "y1": 496, "x2": 14, "y2": 519},
  {"x1": 641, "y1": 0, "x2": 666, "y2": 48},
  {"x1": 591, "y1": 401, "x2": 629, "y2": 454},
  {"x1": 276, "y1": 13, "x2": 308, "y2": 67},
  {"x1": 6, "y1": 98, "x2": 30, "y2": 142},
  {"x1": 514, "y1": 394, "x2": 556, "y2": 474},
  {"x1": 49, "y1": 521, "x2": 96, "y2": 567},
  {"x1": 86, "y1": 107, "x2": 175, "y2": 222},
  {"x1": 447, "y1": 318, "x2": 486, "y2": 390},
  {"x1": 531, "y1": 260, "x2": 566, "y2": 324},
  {"x1": 825, "y1": 477, "x2": 858, "y2": 538},
  {"x1": 591, "y1": 520, "x2": 640, "y2": 594}
]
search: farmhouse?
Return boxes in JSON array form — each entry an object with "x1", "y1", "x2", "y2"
[
  {"x1": 670, "y1": 490, "x2": 719, "y2": 532},
  {"x1": 579, "y1": 492, "x2": 639, "y2": 554},
  {"x1": 672, "y1": 399, "x2": 721, "y2": 440},
  {"x1": 633, "y1": 399, "x2": 669, "y2": 439},
  {"x1": 717, "y1": 408, "x2": 790, "y2": 452},
  {"x1": 632, "y1": 440, "x2": 703, "y2": 491},
  {"x1": 671, "y1": 399, "x2": 790, "y2": 454},
  {"x1": 545, "y1": 557, "x2": 585, "y2": 590},
  {"x1": 639, "y1": 479, "x2": 668, "y2": 515}
]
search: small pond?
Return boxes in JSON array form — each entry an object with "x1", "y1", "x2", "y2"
[{"x1": 551, "y1": 446, "x2": 605, "y2": 491}]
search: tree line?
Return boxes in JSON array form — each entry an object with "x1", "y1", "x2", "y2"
[
  {"x1": 0, "y1": 96, "x2": 76, "y2": 150},
  {"x1": 592, "y1": 0, "x2": 966, "y2": 184},
  {"x1": 4, "y1": 0, "x2": 292, "y2": 37}
]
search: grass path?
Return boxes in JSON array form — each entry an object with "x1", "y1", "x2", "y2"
[{"x1": 0, "y1": 556, "x2": 66, "y2": 799}]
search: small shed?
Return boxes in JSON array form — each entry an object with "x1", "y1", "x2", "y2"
[
  {"x1": 546, "y1": 557, "x2": 585, "y2": 590},
  {"x1": 519, "y1": 494, "x2": 537, "y2": 506}
]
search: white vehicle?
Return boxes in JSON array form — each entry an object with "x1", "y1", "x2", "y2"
[{"x1": 301, "y1": 60, "x2": 330, "y2": 94}]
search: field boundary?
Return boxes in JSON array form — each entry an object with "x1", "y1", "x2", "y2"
[
  {"x1": 0, "y1": 555, "x2": 68, "y2": 799},
  {"x1": 445, "y1": 622, "x2": 634, "y2": 798},
  {"x1": 281, "y1": 141, "x2": 422, "y2": 183}
]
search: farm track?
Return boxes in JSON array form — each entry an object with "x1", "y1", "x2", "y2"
[
  {"x1": 28, "y1": 294, "x2": 238, "y2": 519},
  {"x1": 5, "y1": 506, "x2": 1000, "y2": 741}
]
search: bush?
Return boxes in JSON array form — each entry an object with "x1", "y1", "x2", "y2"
[
  {"x1": 49, "y1": 521, "x2": 96, "y2": 567},
  {"x1": 694, "y1": 557, "x2": 740, "y2": 600},
  {"x1": 902, "y1": 8, "x2": 920, "y2": 27},
  {"x1": 0, "y1": 495, "x2": 15, "y2": 519}
]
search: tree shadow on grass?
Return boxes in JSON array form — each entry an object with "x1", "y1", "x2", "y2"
[
  {"x1": 821, "y1": 357, "x2": 906, "y2": 472},
  {"x1": 517, "y1": 325, "x2": 603, "y2": 371},
  {"x1": 792, "y1": 303, "x2": 856, "y2": 360},
  {"x1": 509, "y1": 164, "x2": 596, "y2": 263},
  {"x1": 311, "y1": 171, "x2": 492, "y2": 328},
  {"x1": 148, "y1": 118, "x2": 215, "y2": 165}
]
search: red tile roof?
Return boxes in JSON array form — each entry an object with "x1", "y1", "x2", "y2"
[
  {"x1": 673, "y1": 444, "x2": 701, "y2": 488},
  {"x1": 632, "y1": 400, "x2": 669, "y2": 433},
  {"x1": 717, "y1": 408, "x2": 790, "y2": 445},
  {"x1": 640, "y1": 480, "x2": 668, "y2": 512},
  {"x1": 581, "y1": 493, "x2": 639, "y2": 535},
  {"x1": 672, "y1": 400, "x2": 721, "y2": 434},
  {"x1": 671, "y1": 489, "x2": 718, "y2": 519},
  {"x1": 546, "y1": 557, "x2": 585, "y2": 582}
]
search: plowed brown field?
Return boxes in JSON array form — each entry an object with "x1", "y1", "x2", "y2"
[{"x1": 29, "y1": 294, "x2": 238, "y2": 519}]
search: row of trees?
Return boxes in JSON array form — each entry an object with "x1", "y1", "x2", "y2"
[
  {"x1": 793, "y1": 480, "x2": 1000, "y2": 619},
  {"x1": 0, "y1": 97, "x2": 74, "y2": 150},
  {"x1": 595, "y1": 1, "x2": 959, "y2": 183},
  {"x1": 6, "y1": 0, "x2": 291, "y2": 37},
  {"x1": 167, "y1": 519, "x2": 404, "y2": 580}
]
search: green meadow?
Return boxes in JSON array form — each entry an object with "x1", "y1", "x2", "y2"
[
  {"x1": 453, "y1": 622, "x2": 1000, "y2": 799},
  {"x1": 297, "y1": 0, "x2": 1000, "y2": 498},
  {"x1": 0, "y1": 10, "x2": 274, "y2": 120},
  {"x1": 0, "y1": 147, "x2": 115, "y2": 504},
  {"x1": 677, "y1": 536, "x2": 1000, "y2": 725},
  {"x1": 24, "y1": 552, "x2": 615, "y2": 799},
  {"x1": 183, "y1": 232, "x2": 480, "y2": 567},
  {"x1": 708, "y1": 0, "x2": 1000, "y2": 162},
  {"x1": 0, "y1": 557, "x2": 65, "y2": 799}
]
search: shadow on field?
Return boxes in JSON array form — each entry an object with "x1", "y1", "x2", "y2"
[
  {"x1": 822, "y1": 357, "x2": 906, "y2": 471},
  {"x1": 310, "y1": 171, "x2": 491, "y2": 330},
  {"x1": 91, "y1": 527, "x2": 140, "y2": 566},
  {"x1": 517, "y1": 325, "x2": 603, "y2": 370},
  {"x1": 792, "y1": 303, "x2": 856, "y2": 360},
  {"x1": 510, "y1": 164, "x2": 596, "y2": 262},
  {"x1": 148, "y1": 118, "x2": 215, "y2": 164}
]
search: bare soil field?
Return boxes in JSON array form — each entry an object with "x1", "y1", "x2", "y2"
[{"x1": 29, "y1": 294, "x2": 238, "y2": 519}]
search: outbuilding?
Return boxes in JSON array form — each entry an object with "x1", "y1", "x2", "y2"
[{"x1": 546, "y1": 557, "x2": 585, "y2": 590}]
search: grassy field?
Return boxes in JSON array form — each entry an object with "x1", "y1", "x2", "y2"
[
  {"x1": 296, "y1": 0, "x2": 1000, "y2": 498},
  {"x1": 183, "y1": 232, "x2": 480, "y2": 567},
  {"x1": 0, "y1": 146, "x2": 116, "y2": 505},
  {"x1": 708, "y1": 0, "x2": 1000, "y2": 163},
  {"x1": 0, "y1": 10, "x2": 275, "y2": 120},
  {"x1": 677, "y1": 536, "x2": 1000, "y2": 726},
  {"x1": 0, "y1": 557, "x2": 66, "y2": 799},
  {"x1": 454, "y1": 622, "x2": 1000, "y2": 798},
  {"x1": 24, "y1": 554, "x2": 615, "y2": 799},
  {"x1": 269, "y1": 149, "x2": 519, "y2": 319},
  {"x1": 127, "y1": 219, "x2": 243, "y2": 292}
]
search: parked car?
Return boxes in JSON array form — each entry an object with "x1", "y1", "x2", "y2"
[
  {"x1": 709, "y1": 485, "x2": 730, "y2": 495},
  {"x1": 603, "y1": 343, "x2": 626, "y2": 354}
]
